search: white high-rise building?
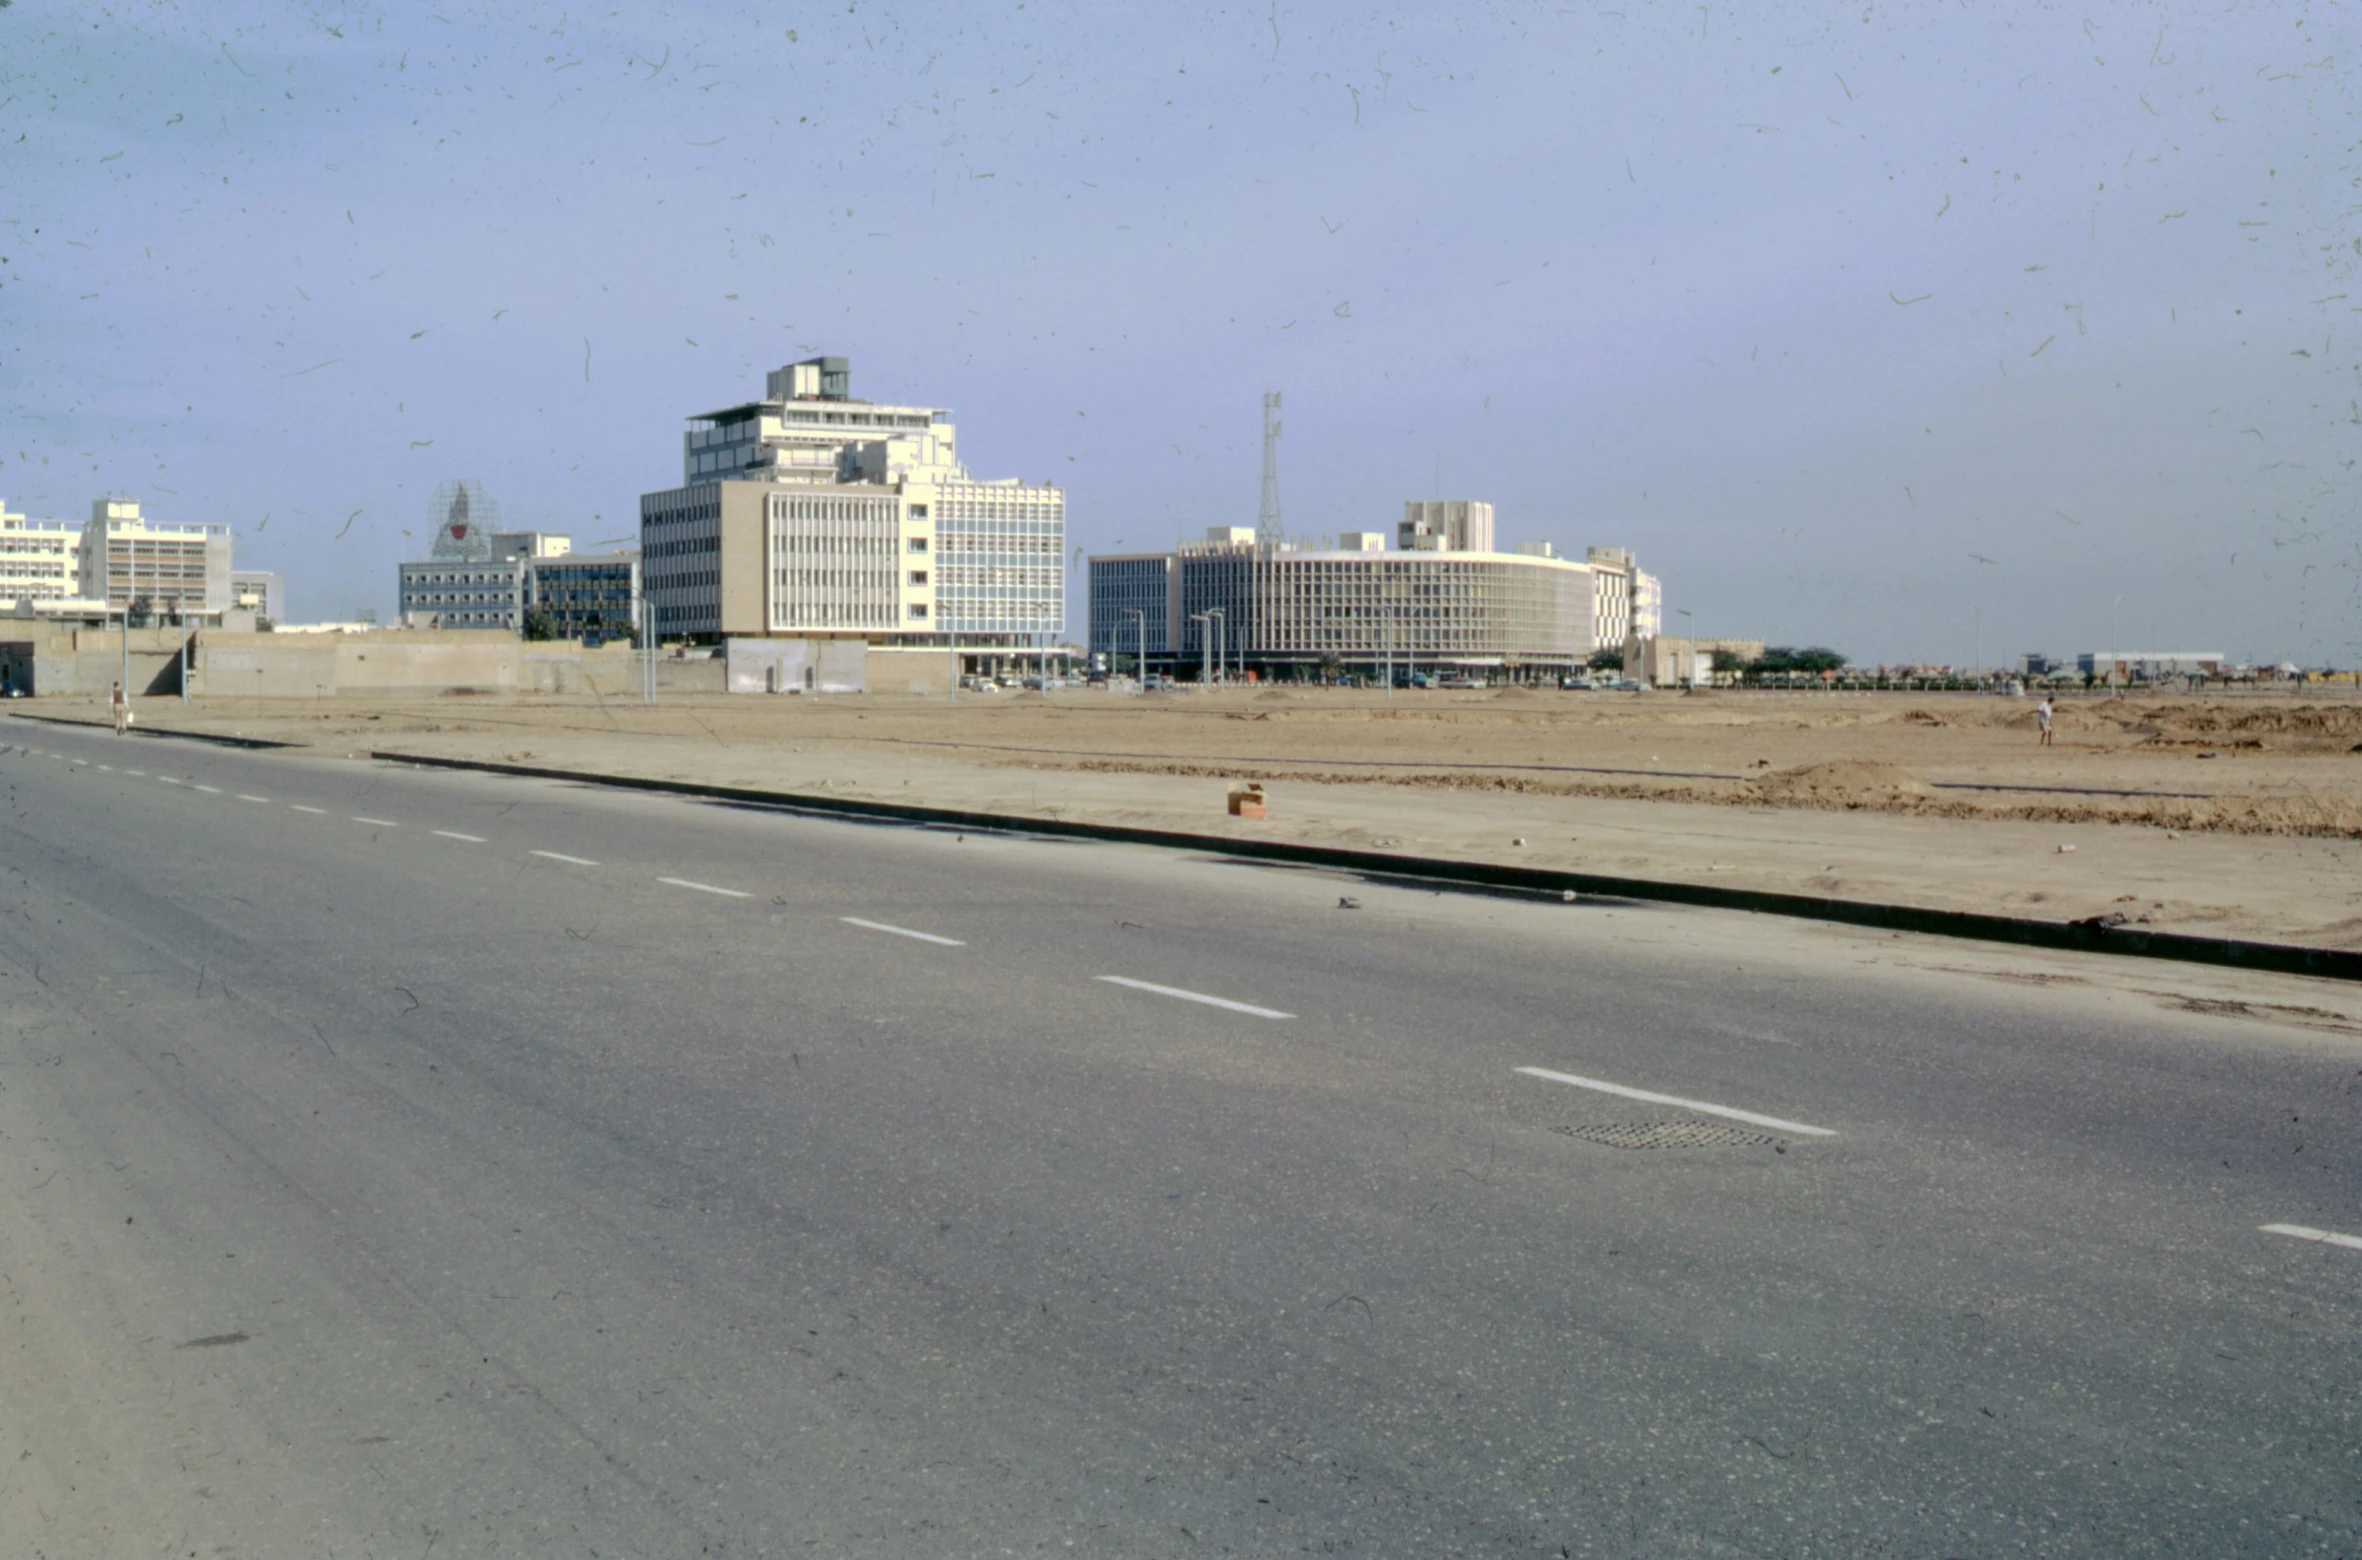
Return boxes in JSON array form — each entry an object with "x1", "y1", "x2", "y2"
[
  {"x1": 641, "y1": 357, "x2": 1064, "y2": 648},
  {"x1": 1088, "y1": 521, "x2": 1662, "y2": 681}
]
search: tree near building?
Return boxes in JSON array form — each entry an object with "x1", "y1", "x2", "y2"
[
  {"x1": 1749, "y1": 646, "x2": 1848, "y2": 677},
  {"x1": 1587, "y1": 648, "x2": 1624, "y2": 672},
  {"x1": 521, "y1": 608, "x2": 560, "y2": 642}
]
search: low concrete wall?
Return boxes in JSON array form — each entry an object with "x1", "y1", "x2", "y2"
[
  {"x1": 867, "y1": 646, "x2": 956, "y2": 696},
  {"x1": 725, "y1": 638, "x2": 867, "y2": 694},
  {"x1": 0, "y1": 627, "x2": 192, "y2": 697}
]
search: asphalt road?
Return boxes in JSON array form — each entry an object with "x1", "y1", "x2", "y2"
[{"x1": 1, "y1": 716, "x2": 2356, "y2": 1557}]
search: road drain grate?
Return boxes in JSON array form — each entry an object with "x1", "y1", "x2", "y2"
[{"x1": 1555, "y1": 1121, "x2": 1784, "y2": 1150}]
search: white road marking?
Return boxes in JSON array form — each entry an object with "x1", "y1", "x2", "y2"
[
  {"x1": 158, "y1": 776, "x2": 182, "y2": 785},
  {"x1": 290, "y1": 804, "x2": 326, "y2": 814},
  {"x1": 97, "y1": 764, "x2": 114, "y2": 771},
  {"x1": 194, "y1": 784, "x2": 222, "y2": 794},
  {"x1": 841, "y1": 916, "x2": 965, "y2": 947},
  {"x1": 352, "y1": 816, "x2": 399, "y2": 828},
  {"x1": 71, "y1": 758, "x2": 88, "y2": 766},
  {"x1": 237, "y1": 795, "x2": 270, "y2": 804},
  {"x1": 434, "y1": 829, "x2": 487, "y2": 843},
  {"x1": 124, "y1": 769, "x2": 147, "y2": 777},
  {"x1": 1515, "y1": 1066, "x2": 1837, "y2": 1136},
  {"x1": 1095, "y1": 975, "x2": 1293, "y2": 1019},
  {"x1": 532, "y1": 850, "x2": 599, "y2": 866},
  {"x1": 2262, "y1": 1223, "x2": 2362, "y2": 1253},
  {"x1": 660, "y1": 876, "x2": 751, "y2": 899}
]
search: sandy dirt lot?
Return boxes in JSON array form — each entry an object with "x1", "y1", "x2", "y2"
[{"x1": 18, "y1": 684, "x2": 2362, "y2": 953}]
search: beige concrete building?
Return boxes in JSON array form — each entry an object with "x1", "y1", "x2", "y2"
[
  {"x1": 1624, "y1": 634, "x2": 1766, "y2": 688},
  {"x1": 77, "y1": 498, "x2": 233, "y2": 619},
  {"x1": 640, "y1": 356, "x2": 1063, "y2": 651},
  {"x1": 0, "y1": 500, "x2": 83, "y2": 606}
]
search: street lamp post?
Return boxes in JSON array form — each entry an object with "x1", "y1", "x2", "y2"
[
  {"x1": 1676, "y1": 607, "x2": 1693, "y2": 687},
  {"x1": 1205, "y1": 609, "x2": 1224, "y2": 687}
]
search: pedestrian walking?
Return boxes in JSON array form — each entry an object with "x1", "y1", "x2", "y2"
[
  {"x1": 111, "y1": 680, "x2": 130, "y2": 735},
  {"x1": 2036, "y1": 694, "x2": 2054, "y2": 747}
]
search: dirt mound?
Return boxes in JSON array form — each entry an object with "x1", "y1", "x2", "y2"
[
  {"x1": 2141, "y1": 702, "x2": 2362, "y2": 741},
  {"x1": 1754, "y1": 760, "x2": 1934, "y2": 805}
]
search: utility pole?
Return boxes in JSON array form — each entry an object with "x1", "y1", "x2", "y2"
[{"x1": 1257, "y1": 392, "x2": 1284, "y2": 547}]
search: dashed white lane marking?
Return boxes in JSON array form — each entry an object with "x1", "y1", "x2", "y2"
[
  {"x1": 660, "y1": 876, "x2": 752, "y2": 899},
  {"x1": 71, "y1": 758, "x2": 88, "y2": 766},
  {"x1": 2262, "y1": 1223, "x2": 2362, "y2": 1253},
  {"x1": 97, "y1": 764, "x2": 114, "y2": 771},
  {"x1": 290, "y1": 804, "x2": 327, "y2": 814},
  {"x1": 351, "y1": 816, "x2": 399, "y2": 828},
  {"x1": 124, "y1": 769, "x2": 147, "y2": 777},
  {"x1": 841, "y1": 916, "x2": 965, "y2": 947},
  {"x1": 158, "y1": 776, "x2": 182, "y2": 786},
  {"x1": 1094, "y1": 975, "x2": 1293, "y2": 1019},
  {"x1": 532, "y1": 850, "x2": 598, "y2": 866},
  {"x1": 1515, "y1": 1066, "x2": 1837, "y2": 1136},
  {"x1": 434, "y1": 829, "x2": 487, "y2": 843},
  {"x1": 237, "y1": 795, "x2": 270, "y2": 804},
  {"x1": 194, "y1": 784, "x2": 222, "y2": 794}
]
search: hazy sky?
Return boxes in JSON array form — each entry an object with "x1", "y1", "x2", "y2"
[{"x1": 5, "y1": 2, "x2": 2353, "y2": 664}]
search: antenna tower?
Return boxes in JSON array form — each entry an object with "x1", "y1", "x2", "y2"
[{"x1": 1256, "y1": 391, "x2": 1284, "y2": 546}]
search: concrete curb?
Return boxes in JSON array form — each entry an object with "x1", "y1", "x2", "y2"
[
  {"x1": 372, "y1": 748, "x2": 2362, "y2": 985},
  {"x1": 8, "y1": 710, "x2": 302, "y2": 751}
]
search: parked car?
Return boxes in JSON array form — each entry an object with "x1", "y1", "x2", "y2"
[{"x1": 1559, "y1": 675, "x2": 1596, "y2": 691}]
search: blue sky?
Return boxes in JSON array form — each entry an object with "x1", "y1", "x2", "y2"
[{"x1": 4, "y1": 2, "x2": 2353, "y2": 663}]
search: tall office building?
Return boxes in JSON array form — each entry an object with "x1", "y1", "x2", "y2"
[
  {"x1": 639, "y1": 357, "x2": 1064, "y2": 650},
  {"x1": 76, "y1": 498, "x2": 232, "y2": 619}
]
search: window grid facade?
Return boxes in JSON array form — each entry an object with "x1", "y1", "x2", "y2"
[
  {"x1": 642, "y1": 486, "x2": 723, "y2": 635},
  {"x1": 768, "y1": 491, "x2": 899, "y2": 632},
  {"x1": 398, "y1": 560, "x2": 527, "y2": 629},
  {"x1": 1091, "y1": 542, "x2": 1641, "y2": 674},
  {"x1": 932, "y1": 480, "x2": 1065, "y2": 640}
]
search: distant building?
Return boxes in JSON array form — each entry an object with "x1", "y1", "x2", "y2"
[
  {"x1": 1584, "y1": 546, "x2": 1661, "y2": 648},
  {"x1": 2076, "y1": 650, "x2": 2224, "y2": 679},
  {"x1": 1086, "y1": 521, "x2": 1662, "y2": 681},
  {"x1": 396, "y1": 511, "x2": 638, "y2": 639},
  {"x1": 1399, "y1": 500, "x2": 1495, "y2": 554},
  {"x1": 0, "y1": 500, "x2": 83, "y2": 605},
  {"x1": 231, "y1": 570, "x2": 285, "y2": 623},
  {"x1": 526, "y1": 551, "x2": 640, "y2": 640},
  {"x1": 2019, "y1": 651, "x2": 2060, "y2": 677},
  {"x1": 638, "y1": 356, "x2": 1064, "y2": 653},
  {"x1": 76, "y1": 498, "x2": 232, "y2": 621},
  {"x1": 399, "y1": 558, "x2": 526, "y2": 630},
  {"x1": 493, "y1": 531, "x2": 573, "y2": 561},
  {"x1": 1625, "y1": 635, "x2": 1766, "y2": 687}
]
